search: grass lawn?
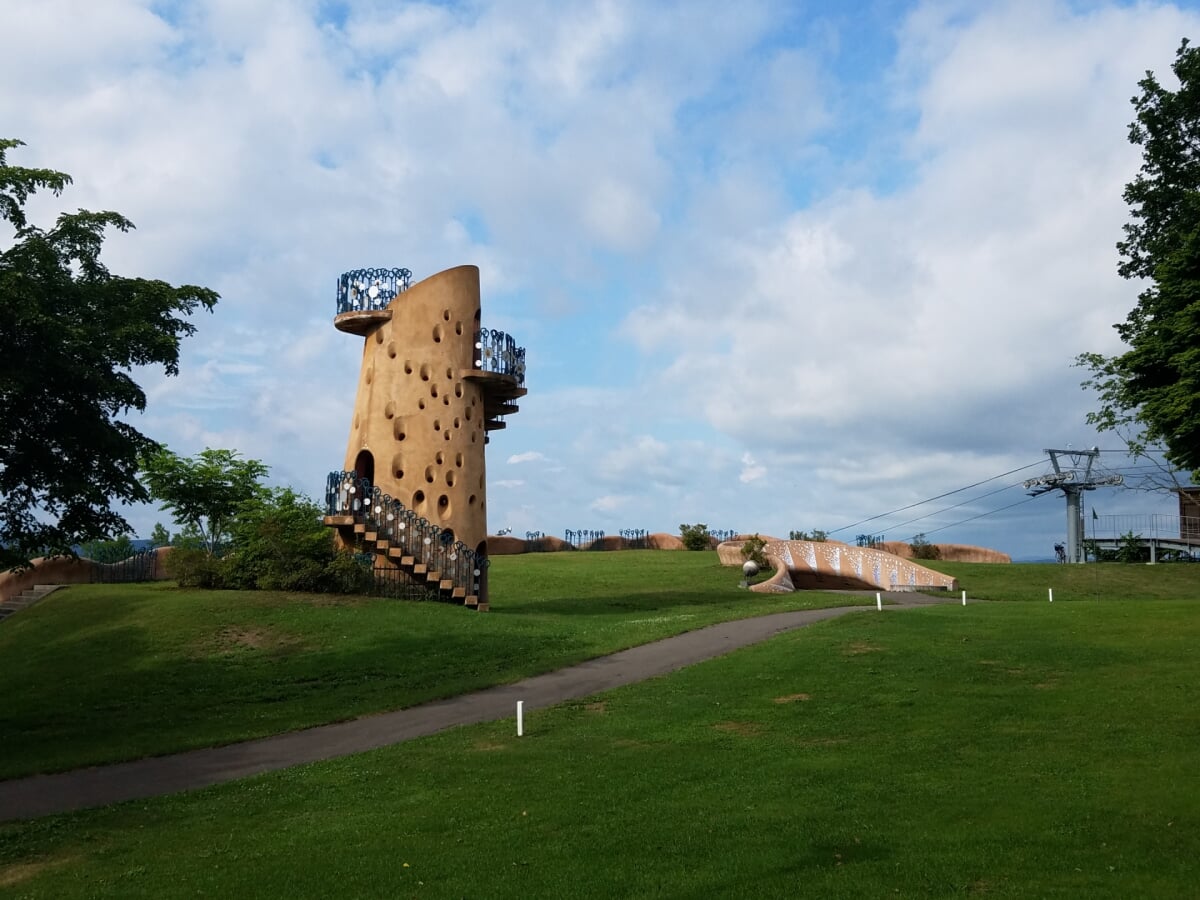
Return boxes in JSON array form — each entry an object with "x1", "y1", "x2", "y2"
[
  {"x1": 927, "y1": 559, "x2": 1200, "y2": 602},
  {"x1": 0, "y1": 551, "x2": 860, "y2": 779},
  {"x1": 1, "y1": 599, "x2": 1196, "y2": 898}
]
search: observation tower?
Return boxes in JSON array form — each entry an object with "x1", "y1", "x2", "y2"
[{"x1": 323, "y1": 265, "x2": 526, "y2": 609}]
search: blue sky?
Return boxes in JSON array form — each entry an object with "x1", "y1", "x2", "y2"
[{"x1": 4, "y1": 0, "x2": 1200, "y2": 560}]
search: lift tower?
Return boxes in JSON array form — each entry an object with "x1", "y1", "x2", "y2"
[{"x1": 1023, "y1": 448, "x2": 1122, "y2": 563}]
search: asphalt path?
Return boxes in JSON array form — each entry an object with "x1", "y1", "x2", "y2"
[{"x1": 0, "y1": 592, "x2": 964, "y2": 823}]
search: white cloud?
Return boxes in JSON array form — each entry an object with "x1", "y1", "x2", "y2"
[
  {"x1": 507, "y1": 451, "x2": 548, "y2": 465},
  {"x1": 3, "y1": 0, "x2": 1191, "y2": 559}
]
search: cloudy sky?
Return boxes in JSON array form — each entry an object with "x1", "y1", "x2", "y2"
[{"x1": 4, "y1": 0, "x2": 1199, "y2": 560}]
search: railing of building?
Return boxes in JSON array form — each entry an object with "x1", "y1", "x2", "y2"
[
  {"x1": 620, "y1": 528, "x2": 648, "y2": 549},
  {"x1": 525, "y1": 530, "x2": 545, "y2": 552},
  {"x1": 475, "y1": 328, "x2": 526, "y2": 385},
  {"x1": 708, "y1": 529, "x2": 736, "y2": 543},
  {"x1": 336, "y1": 268, "x2": 413, "y2": 314},
  {"x1": 325, "y1": 471, "x2": 486, "y2": 600},
  {"x1": 1090, "y1": 513, "x2": 1200, "y2": 543},
  {"x1": 565, "y1": 528, "x2": 606, "y2": 548}
]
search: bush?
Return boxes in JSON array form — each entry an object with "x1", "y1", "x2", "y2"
[
  {"x1": 909, "y1": 533, "x2": 941, "y2": 560},
  {"x1": 679, "y1": 523, "x2": 711, "y2": 551},
  {"x1": 741, "y1": 534, "x2": 770, "y2": 569},
  {"x1": 788, "y1": 529, "x2": 827, "y2": 542},
  {"x1": 164, "y1": 546, "x2": 226, "y2": 588},
  {"x1": 225, "y1": 488, "x2": 339, "y2": 591}
]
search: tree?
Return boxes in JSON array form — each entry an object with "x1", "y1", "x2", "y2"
[
  {"x1": 0, "y1": 139, "x2": 218, "y2": 570},
  {"x1": 149, "y1": 522, "x2": 172, "y2": 548},
  {"x1": 140, "y1": 448, "x2": 268, "y2": 554},
  {"x1": 679, "y1": 523, "x2": 711, "y2": 551},
  {"x1": 224, "y1": 488, "x2": 341, "y2": 591},
  {"x1": 1079, "y1": 41, "x2": 1200, "y2": 477}
]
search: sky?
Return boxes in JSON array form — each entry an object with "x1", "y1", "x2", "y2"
[{"x1": 4, "y1": 0, "x2": 1199, "y2": 560}]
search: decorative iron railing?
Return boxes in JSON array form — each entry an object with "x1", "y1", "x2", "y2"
[
  {"x1": 620, "y1": 528, "x2": 649, "y2": 549},
  {"x1": 325, "y1": 471, "x2": 486, "y2": 600},
  {"x1": 336, "y1": 268, "x2": 412, "y2": 314},
  {"x1": 565, "y1": 529, "x2": 606, "y2": 548},
  {"x1": 525, "y1": 530, "x2": 545, "y2": 552},
  {"x1": 707, "y1": 529, "x2": 736, "y2": 543},
  {"x1": 475, "y1": 328, "x2": 526, "y2": 385}
]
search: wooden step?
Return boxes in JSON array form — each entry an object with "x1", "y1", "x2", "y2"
[
  {"x1": 413, "y1": 564, "x2": 426, "y2": 575},
  {"x1": 452, "y1": 587, "x2": 466, "y2": 599},
  {"x1": 465, "y1": 595, "x2": 479, "y2": 607},
  {"x1": 439, "y1": 579, "x2": 455, "y2": 592}
]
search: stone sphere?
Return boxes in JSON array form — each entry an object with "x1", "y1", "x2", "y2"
[{"x1": 742, "y1": 560, "x2": 759, "y2": 577}]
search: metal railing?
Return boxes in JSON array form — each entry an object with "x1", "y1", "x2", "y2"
[
  {"x1": 475, "y1": 328, "x2": 526, "y2": 385},
  {"x1": 565, "y1": 528, "x2": 605, "y2": 548},
  {"x1": 90, "y1": 549, "x2": 159, "y2": 583},
  {"x1": 1089, "y1": 514, "x2": 1200, "y2": 543},
  {"x1": 325, "y1": 471, "x2": 486, "y2": 600},
  {"x1": 336, "y1": 268, "x2": 412, "y2": 314}
]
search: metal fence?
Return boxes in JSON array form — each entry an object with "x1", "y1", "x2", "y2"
[
  {"x1": 336, "y1": 267, "x2": 412, "y2": 314},
  {"x1": 90, "y1": 549, "x2": 160, "y2": 584}
]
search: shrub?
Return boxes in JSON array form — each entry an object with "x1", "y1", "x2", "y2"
[
  {"x1": 679, "y1": 523, "x2": 711, "y2": 551},
  {"x1": 164, "y1": 546, "x2": 226, "y2": 588},
  {"x1": 788, "y1": 529, "x2": 827, "y2": 542},
  {"x1": 909, "y1": 533, "x2": 941, "y2": 560},
  {"x1": 741, "y1": 534, "x2": 770, "y2": 569}
]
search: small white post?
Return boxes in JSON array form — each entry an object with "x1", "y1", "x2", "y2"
[
  {"x1": 1048, "y1": 588, "x2": 1054, "y2": 603},
  {"x1": 876, "y1": 592, "x2": 883, "y2": 611},
  {"x1": 517, "y1": 700, "x2": 524, "y2": 737},
  {"x1": 962, "y1": 590, "x2": 967, "y2": 606}
]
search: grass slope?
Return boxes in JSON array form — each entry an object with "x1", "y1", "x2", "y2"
[
  {"x1": 0, "y1": 551, "x2": 859, "y2": 779},
  {"x1": 1, "y1": 600, "x2": 1196, "y2": 898}
]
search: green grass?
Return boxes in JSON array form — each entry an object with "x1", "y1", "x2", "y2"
[
  {"x1": 927, "y1": 559, "x2": 1200, "y2": 602},
  {"x1": 0, "y1": 551, "x2": 859, "y2": 779},
  {"x1": 1, "y1": 600, "x2": 1197, "y2": 898}
]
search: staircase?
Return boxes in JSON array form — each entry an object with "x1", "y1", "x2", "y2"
[
  {"x1": 323, "y1": 472, "x2": 489, "y2": 610},
  {"x1": 0, "y1": 585, "x2": 62, "y2": 623}
]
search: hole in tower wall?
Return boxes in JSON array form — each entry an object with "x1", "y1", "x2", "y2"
[
  {"x1": 433, "y1": 419, "x2": 441, "y2": 431},
  {"x1": 424, "y1": 465, "x2": 435, "y2": 483},
  {"x1": 454, "y1": 383, "x2": 463, "y2": 398},
  {"x1": 413, "y1": 490, "x2": 426, "y2": 509},
  {"x1": 365, "y1": 367, "x2": 373, "y2": 385},
  {"x1": 455, "y1": 453, "x2": 463, "y2": 467},
  {"x1": 420, "y1": 363, "x2": 431, "y2": 381},
  {"x1": 432, "y1": 324, "x2": 443, "y2": 343},
  {"x1": 455, "y1": 321, "x2": 463, "y2": 335},
  {"x1": 404, "y1": 359, "x2": 412, "y2": 373},
  {"x1": 443, "y1": 396, "x2": 450, "y2": 406},
  {"x1": 446, "y1": 471, "x2": 457, "y2": 487},
  {"x1": 453, "y1": 416, "x2": 461, "y2": 428},
  {"x1": 438, "y1": 494, "x2": 450, "y2": 515},
  {"x1": 468, "y1": 494, "x2": 477, "y2": 506},
  {"x1": 375, "y1": 330, "x2": 384, "y2": 344},
  {"x1": 385, "y1": 401, "x2": 396, "y2": 419},
  {"x1": 442, "y1": 308, "x2": 451, "y2": 322},
  {"x1": 445, "y1": 366, "x2": 453, "y2": 379},
  {"x1": 418, "y1": 399, "x2": 426, "y2": 410},
  {"x1": 435, "y1": 451, "x2": 444, "y2": 464},
  {"x1": 430, "y1": 384, "x2": 438, "y2": 398},
  {"x1": 393, "y1": 419, "x2": 406, "y2": 441},
  {"x1": 391, "y1": 453, "x2": 404, "y2": 480},
  {"x1": 388, "y1": 342, "x2": 397, "y2": 358}
]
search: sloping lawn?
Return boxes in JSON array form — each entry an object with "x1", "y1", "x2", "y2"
[
  {"x1": 0, "y1": 600, "x2": 1196, "y2": 898},
  {"x1": 0, "y1": 551, "x2": 859, "y2": 779}
]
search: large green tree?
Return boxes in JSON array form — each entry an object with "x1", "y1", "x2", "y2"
[
  {"x1": 140, "y1": 448, "x2": 269, "y2": 554},
  {"x1": 1079, "y1": 40, "x2": 1200, "y2": 477},
  {"x1": 0, "y1": 139, "x2": 218, "y2": 570}
]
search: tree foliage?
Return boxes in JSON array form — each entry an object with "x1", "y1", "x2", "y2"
[
  {"x1": 140, "y1": 448, "x2": 269, "y2": 554},
  {"x1": 1079, "y1": 41, "x2": 1200, "y2": 476},
  {"x1": 0, "y1": 139, "x2": 218, "y2": 570},
  {"x1": 679, "y1": 523, "x2": 711, "y2": 551}
]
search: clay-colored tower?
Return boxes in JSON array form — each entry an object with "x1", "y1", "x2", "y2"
[{"x1": 323, "y1": 265, "x2": 525, "y2": 610}]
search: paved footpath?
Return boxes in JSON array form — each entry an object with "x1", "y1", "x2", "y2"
[{"x1": 0, "y1": 593, "x2": 963, "y2": 823}]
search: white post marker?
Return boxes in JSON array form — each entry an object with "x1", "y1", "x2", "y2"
[
  {"x1": 962, "y1": 590, "x2": 967, "y2": 606},
  {"x1": 876, "y1": 592, "x2": 883, "y2": 611},
  {"x1": 517, "y1": 700, "x2": 524, "y2": 737},
  {"x1": 1049, "y1": 588, "x2": 1054, "y2": 603}
]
